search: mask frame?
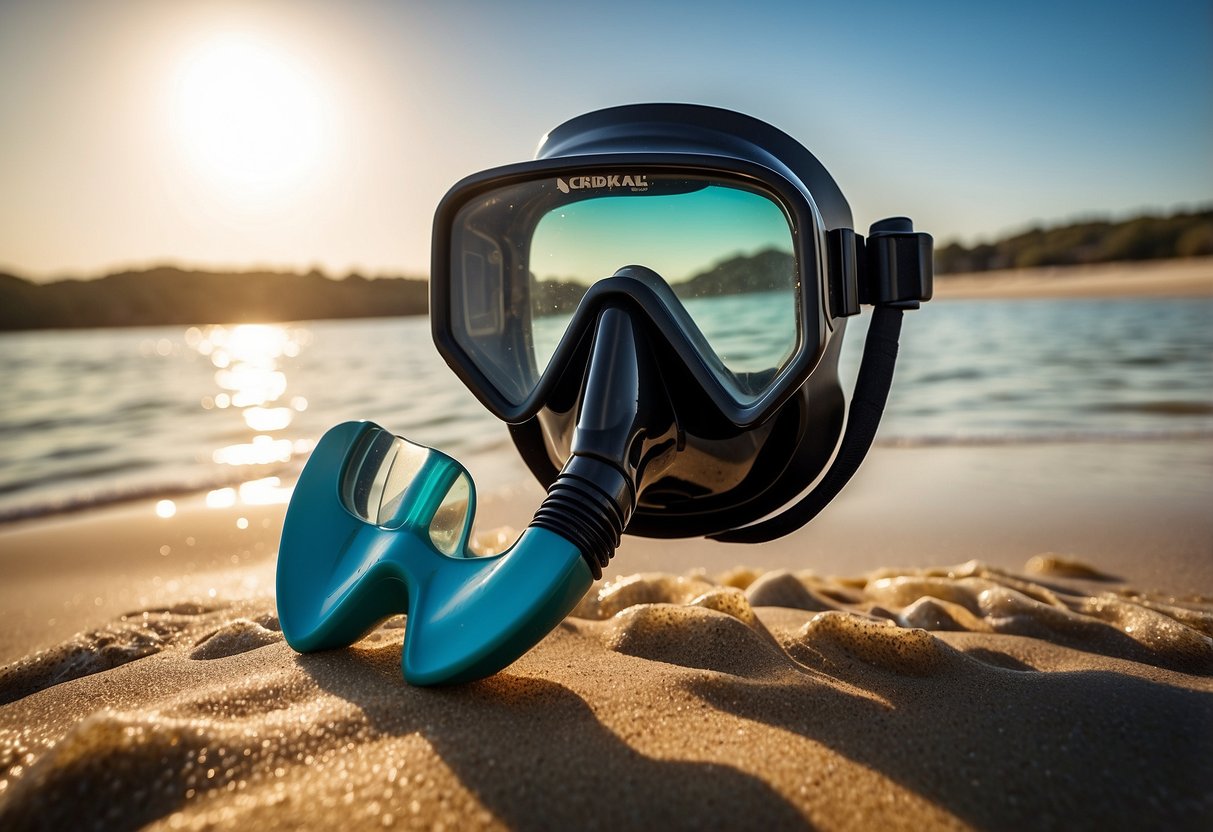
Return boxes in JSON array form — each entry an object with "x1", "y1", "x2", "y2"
[{"x1": 431, "y1": 153, "x2": 833, "y2": 429}]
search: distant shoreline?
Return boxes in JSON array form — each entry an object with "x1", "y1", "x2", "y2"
[
  {"x1": 933, "y1": 256, "x2": 1213, "y2": 299},
  {"x1": 3, "y1": 257, "x2": 1210, "y2": 334},
  {"x1": 0, "y1": 266, "x2": 429, "y2": 332}
]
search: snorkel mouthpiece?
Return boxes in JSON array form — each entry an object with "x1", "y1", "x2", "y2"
[{"x1": 277, "y1": 421, "x2": 593, "y2": 685}]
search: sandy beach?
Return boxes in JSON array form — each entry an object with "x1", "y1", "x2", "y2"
[
  {"x1": 1, "y1": 437, "x2": 1210, "y2": 829},
  {"x1": 932, "y1": 256, "x2": 1213, "y2": 300},
  {"x1": 2, "y1": 262, "x2": 1212, "y2": 829}
]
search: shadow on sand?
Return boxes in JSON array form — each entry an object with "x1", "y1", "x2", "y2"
[
  {"x1": 299, "y1": 646, "x2": 813, "y2": 830},
  {"x1": 683, "y1": 644, "x2": 1213, "y2": 830}
]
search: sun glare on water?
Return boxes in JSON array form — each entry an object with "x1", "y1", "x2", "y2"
[
  {"x1": 170, "y1": 33, "x2": 329, "y2": 205},
  {"x1": 188, "y1": 323, "x2": 312, "y2": 468}
]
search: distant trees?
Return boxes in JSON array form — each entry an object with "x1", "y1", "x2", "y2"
[
  {"x1": 530, "y1": 248, "x2": 796, "y2": 317},
  {"x1": 4, "y1": 206, "x2": 1211, "y2": 331},
  {"x1": 0, "y1": 267, "x2": 428, "y2": 332},
  {"x1": 934, "y1": 207, "x2": 1213, "y2": 273},
  {"x1": 674, "y1": 248, "x2": 795, "y2": 298}
]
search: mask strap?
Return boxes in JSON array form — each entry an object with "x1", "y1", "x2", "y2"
[
  {"x1": 707, "y1": 304, "x2": 904, "y2": 544},
  {"x1": 707, "y1": 217, "x2": 932, "y2": 544}
]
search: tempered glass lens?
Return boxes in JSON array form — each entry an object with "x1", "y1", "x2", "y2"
[{"x1": 450, "y1": 173, "x2": 800, "y2": 405}]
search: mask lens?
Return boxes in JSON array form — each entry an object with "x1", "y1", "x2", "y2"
[{"x1": 449, "y1": 172, "x2": 801, "y2": 406}]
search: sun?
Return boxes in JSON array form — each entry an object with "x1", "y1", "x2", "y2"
[{"x1": 170, "y1": 33, "x2": 328, "y2": 204}]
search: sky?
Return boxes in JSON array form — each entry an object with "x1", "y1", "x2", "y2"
[{"x1": 0, "y1": 0, "x2": 1210, "y2": 281}]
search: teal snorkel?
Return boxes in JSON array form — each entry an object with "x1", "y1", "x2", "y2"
[
  {"x1": 278, "y1": 422, "x2": 593, "y2": 685},
  {"x1": 277, "y1": 104, "x2": 933, "y2": 685},
  {"x1": 278, "y1": 298, "x2": 670, "y2": 684}
]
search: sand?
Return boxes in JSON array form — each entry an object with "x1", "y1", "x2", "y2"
[
  {"x1": 2, "y1": 262, "x2": 1212, "y2": 828},
  {"x1": 932, "y1": 256, "x2": 1213, "y2": 299},
  {"x1": 1, "y1": 561, "x2": 1211, "y2": 831},
  {"x1": 1, "y1": 439, "x2": 1211, "y2": 829}
]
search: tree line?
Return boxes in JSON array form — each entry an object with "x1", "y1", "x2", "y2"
[
  {"x1": 3, "y1": 206, "x2": 1210, "y2": 331},
  {"x1": 934, "y1": 206, "x2": 1212, "y2": 274},
  {"x1": 0, "y1": 267, "x2": 428, "y2": 332}
]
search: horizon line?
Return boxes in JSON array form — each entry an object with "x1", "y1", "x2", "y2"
[{"x1": 4, "y1": 200, "x2": 1210, "y2": 284}]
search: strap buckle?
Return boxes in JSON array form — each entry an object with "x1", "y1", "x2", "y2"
[
  {"x1": 827, "y1": 218, "x2": 934, "y2": 316},
  {"x1": 862, "y1": 217, "x2": 934, "y2": 309}
]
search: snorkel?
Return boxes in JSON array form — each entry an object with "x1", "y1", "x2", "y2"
[
  {"x1": 278, "y1": 422, "x2": 593, "y2": 685},
  {"x1": 277, "y1": 104, "x2": 933, "y2": 685}
]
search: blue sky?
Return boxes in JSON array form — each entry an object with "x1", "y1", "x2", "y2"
[{"x1": 1, "y1": 0, "x2": 1209, "y2": 279}]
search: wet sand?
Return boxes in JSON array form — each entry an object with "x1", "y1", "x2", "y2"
[{"x1": 1, "y1": 440, "x2": 1211, "y2": 829}]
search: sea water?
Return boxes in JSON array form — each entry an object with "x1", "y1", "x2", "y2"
[{"x1": 0, "y1": 296, "x2": 1210, "y2": 521}]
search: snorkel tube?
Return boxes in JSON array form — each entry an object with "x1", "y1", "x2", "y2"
[
  {"x1": 277, "y1": 103, "x2": 933, "y2": 686},
  {"x1": 278, "y1": 293, "x2": 677, "y2": 684}
]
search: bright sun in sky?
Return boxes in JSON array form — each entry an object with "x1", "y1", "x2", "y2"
[{"x1": 170, "y1": 33, "x2": 329, "y2": 208}]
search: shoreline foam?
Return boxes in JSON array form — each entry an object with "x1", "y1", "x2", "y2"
[{"x1": 6, "y1": 429, "x2": 1213, "y2": 526}]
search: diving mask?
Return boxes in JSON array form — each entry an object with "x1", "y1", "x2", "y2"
[{"x1": 277, "y1": 103, "x2": 933, "y2": 684}]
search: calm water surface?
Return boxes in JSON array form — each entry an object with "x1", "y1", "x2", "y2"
[{"x1": 0, "y1": 297, "x2": 1210, "y2": 520}]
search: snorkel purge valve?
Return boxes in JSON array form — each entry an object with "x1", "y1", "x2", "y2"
[{"x1": 277, "y1": 104, "x2": 933, "y2": 685}]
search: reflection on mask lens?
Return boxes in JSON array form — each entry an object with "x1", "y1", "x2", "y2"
[
  {"x1": 530, "y1": 184, "x2": 796, "y2": 387},
  {"x1": 450, "y1": 174, "x2": 799, "y2": 406}
]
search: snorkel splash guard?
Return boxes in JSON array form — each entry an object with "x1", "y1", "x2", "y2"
[{"x1": 277, "y1": 104, "x2": 933, "y2": 685}]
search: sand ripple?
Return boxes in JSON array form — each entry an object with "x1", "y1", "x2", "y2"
[
  {"x1": 569, "y1": 559, "x2": 1213, "y2": 674},
  {"x1": 1, "y1": 559, "x2": 1211, "y2": 830},
  {"x1": 0, "y1": 604, "x2": 282, "y2": 706}
]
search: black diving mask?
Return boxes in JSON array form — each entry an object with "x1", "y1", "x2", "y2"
[{"x1": 432, "y1": 103, "x2": 933, "y2": 553}]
